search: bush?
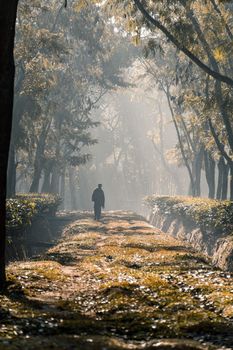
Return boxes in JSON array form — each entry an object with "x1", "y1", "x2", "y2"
[
  {"x1": 6, "y1": 193, "x2": 62, "y2": 229},
  {"x1": 145, "y1": 195, "x2": 233, "y2": 234}
]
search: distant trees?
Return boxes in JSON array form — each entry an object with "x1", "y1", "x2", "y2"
[
  {"x1": 140, "y1": 48, "x2": 233, "y2": 198},
  {"x1": 77, "y1": 88, "x2": 182, "y2": 212},
  {"x1": 12, "y1": 1, "x2": 131, "y2": 198},
  {"x1": 104, "y1": 0, "x2": 233, "y2": 199}
]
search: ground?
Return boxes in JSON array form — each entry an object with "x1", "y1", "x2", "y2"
[{"x1": 1, "y1": 211, "x2": 233, "y2": 349}]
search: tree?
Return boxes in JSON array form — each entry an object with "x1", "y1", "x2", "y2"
[
  {"x1": 0, "y1": 1, "x2": 19, "y2": 286},
  {"x1": 13, "y1": 2, "x2": 117, "y2": 195},
  {"x1": 127, "y1": 0, "x2": 233, "y2": 199},
  {"x1": 105, "y1": 0, "x2": 233, "y2": 86},
  {"x1": 132, "y1": 0, "x2": 233, "y2": 87}
]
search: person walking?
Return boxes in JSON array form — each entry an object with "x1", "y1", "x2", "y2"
[{"x1": 91, "y1": 184, "x2": 105, "y2": 220}]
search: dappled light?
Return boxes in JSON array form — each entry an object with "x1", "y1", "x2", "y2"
[{"x1": 2, "y1": 211, "x2": 233, "y2": 349}]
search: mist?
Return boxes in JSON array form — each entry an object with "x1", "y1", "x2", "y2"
[{"x1": 10, "y1": 0, "x2": 228, "y2": 213}]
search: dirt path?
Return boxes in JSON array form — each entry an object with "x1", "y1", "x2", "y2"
[{"x1": 1, "y1": 211, "x2": 233, "y2": 349}]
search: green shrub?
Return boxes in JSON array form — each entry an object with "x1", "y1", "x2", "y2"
[
  {"x1": 145, "y1": 195, "x2": 233, "y2": 233},
  {"x1": 6, "y1": 193, "x2": 62, "y2": 229}
]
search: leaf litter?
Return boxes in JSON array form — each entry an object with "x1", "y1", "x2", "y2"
[{"x1": 1, "y1": 211, "x2": 233, "y2": 349}]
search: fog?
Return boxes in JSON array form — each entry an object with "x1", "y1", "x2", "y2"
[
  {"x1": 11, "y1": 1, "x2": 215, "y2": 212},
  {"x1": 62, "y1": 83, "x2": 189, "y2": 213}
]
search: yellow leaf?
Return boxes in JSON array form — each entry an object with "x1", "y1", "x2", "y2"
[
  {"x1": 213, "y1": 47, "x2": 226, "y2": 63},
  {"x1": 73, "y1": 0, "x2": 88, "y2": 12}
]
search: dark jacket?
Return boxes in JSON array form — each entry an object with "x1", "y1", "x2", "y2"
[{"x1": 92, "y1": 188, "x2": 105, "y2": 207}]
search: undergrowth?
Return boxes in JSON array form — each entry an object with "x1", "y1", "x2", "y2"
[
  {"x1": 6, "y1": 193, "x2": 61, "y2": 229},
  {"x1": 145, "y1": 195, "x2": 233, "y2": 233}
]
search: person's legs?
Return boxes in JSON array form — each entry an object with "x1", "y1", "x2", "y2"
[
  {"x1": 94, "y1": 205, "x2": 98, "y2": 220},
  {"x1": 95, "y1": 205, "x2": 101, "y2": 220}
]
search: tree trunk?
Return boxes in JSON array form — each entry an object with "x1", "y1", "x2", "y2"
[
  {"x1": 30, "y1": 158, "x2": 42, "y2": 193},
  {"x1": 216, "y1": 157, "x2": 223, "y2": 200},
  {"x1": 222, "y1": 161, "x2": 229, "y2": 200},
  {"x1": 0, "y1": 1, "x2": 19, "y2": 286},
  {"x1": 49, "y1": 118, "x2": 62, "y2": 195},
  {"x1": 7, "y1": 142, "x2": 17, "y2": 198},
  {"x1": 193, "y1": 146, "x2": 204, "y2": 197},
  {"x1": 69, "y1": 167, "x2": 78, "y2": 210},
  {"x1": 60, "y1": 169, "x2": 65, "y2": 210},
  {"x1": 166, "y1": 88, "x2": 195, "y2": 195},
  {"x1": 204, "y1": 150, "x2": 215, "y2": 199},
  {"x1": 7, "y1": 75, "x2": 25, "y2": 198},
  {"x1": 151, "y1": 140, "x2": 183, "y2": 194},
  {"x1": 50, "y1": 167, "x2": 60, "y2": 194},
  {"x1": 29, "y1": 123, "x2": 50, "y2": 193},
  {"x1": 208, "y1": 118, "x2": 233, "y2": 199},
  {"x1": 230, "y1": 164, "x2": 233, "y2": 201},
  {"x1": 41, "y1": 167, "x2": 51, "y2": 193}
]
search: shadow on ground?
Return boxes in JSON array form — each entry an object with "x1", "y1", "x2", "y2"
[{"x1": 1, "y1": 210, "x2": 233, "y2": 349}]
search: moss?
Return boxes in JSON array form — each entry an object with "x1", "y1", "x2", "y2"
[
  {"x1": 8, "y1": 261, "x2": 66, "y2": 287},
  {"x1": 2, "y1": 212, "x2": 233, "y2": 349},
  {"x1": 33, "y1": 265, "x2": 65, "y2": 281}
]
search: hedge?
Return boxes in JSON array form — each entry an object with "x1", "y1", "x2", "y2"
[
  {"x1": 6, "y1": 193, "x2": 62, "y2": 229},
  {"x1": 145, "y1": 195, "x2": 233, "y2": 234}
]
